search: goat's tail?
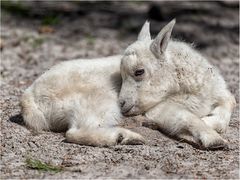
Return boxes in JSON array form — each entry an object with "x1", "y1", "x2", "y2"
[{"x1": 21, "y1": 89, "x2": 49, "y2": 132}]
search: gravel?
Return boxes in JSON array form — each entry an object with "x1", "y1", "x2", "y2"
[{"x1": 1, "y1": 2, "x2": 239, "y2": 179}]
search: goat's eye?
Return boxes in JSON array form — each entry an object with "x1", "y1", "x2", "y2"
[{"x1": 134, "y1": 69, "x2": 145, "y2": 76}]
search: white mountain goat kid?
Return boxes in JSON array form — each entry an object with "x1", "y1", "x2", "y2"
[{"x1": 21, "y1": 19, "x2": 235, "y2": 149}]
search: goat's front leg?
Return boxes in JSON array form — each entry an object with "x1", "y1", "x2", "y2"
[
  {"x1": 202, "y1": 93, "x2": 236, "y2": 134},
  {"x1": 145, "y1": 101, "x2": 228, "y2": 149}
]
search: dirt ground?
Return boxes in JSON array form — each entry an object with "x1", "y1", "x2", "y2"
[{"x1": 1, "y1": 1, "x2": 239, "y2": 179}]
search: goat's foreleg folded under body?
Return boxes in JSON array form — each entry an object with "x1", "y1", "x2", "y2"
[{"x1": 145, "y1": 101, "x2": 228, "y2": 149}]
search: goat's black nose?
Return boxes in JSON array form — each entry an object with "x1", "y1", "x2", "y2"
[{"x1": 120, "y1": 100, "x2": 126, "y2": 108}]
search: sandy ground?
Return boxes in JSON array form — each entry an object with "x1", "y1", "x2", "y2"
[{"x1": 1, "y1": 1, "x2": 239, "y2": 179}]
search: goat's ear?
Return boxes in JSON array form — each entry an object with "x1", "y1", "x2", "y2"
[
  {"x1": 150, "y1": 19, "x2": 175, "y2": 58},
  {"x1": 137, "y1": 21, "x2": 151, "y2": 41}
]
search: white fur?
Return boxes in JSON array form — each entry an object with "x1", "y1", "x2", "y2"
[
  {"x1": 21, "y1": 20, "x2": 235, "y2": 149},
  {"x1": 21, "y1": 55, "x2": 145, "y2": 146},
  {"x1": 119, "y1": 19, "x2": 236, "y2": 149}
]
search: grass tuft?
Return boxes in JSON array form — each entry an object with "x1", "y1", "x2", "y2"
[
  {"x1": 25, "y1": 158, "x2": 62, "y2": 173},
  {"x1": 42, "y1": 15, "x2": 60, "y2": 26}
]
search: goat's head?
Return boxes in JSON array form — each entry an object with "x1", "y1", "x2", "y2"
[{"x1": 119, "y1": 19, "x2": 176, "y2": 116}]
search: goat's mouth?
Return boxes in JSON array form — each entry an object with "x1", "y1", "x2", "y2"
[
  {"x1": 121, "y1": 105, "x2": 134, "y2": 116},
  {"x1": 121, "y1": 105, "x2": 142, "y2": 116}
]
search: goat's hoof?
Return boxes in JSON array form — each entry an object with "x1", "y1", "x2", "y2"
[
  {"x1": 121, "y1": 138, "x2": 145, "y2": 145},
  {"x1": 205, "y1": 139, "x2": 228, "y2": 150},
  {"x1": 201, "y1": 133, "x2": 228, "y2": 150},
  {"x1": 117, "y1": 133, "x2": 145, "y2": 145}
]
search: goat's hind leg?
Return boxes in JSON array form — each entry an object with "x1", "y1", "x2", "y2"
[
  {"x1": 21, "y1": 90, "x2": 50, "y2": 132},
  {"x1": 65, "y1": 102, "x2": 145, "y2": 147},
  {"x1": 66, "y1": 127, "x2": 145, "y2": 147}
]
